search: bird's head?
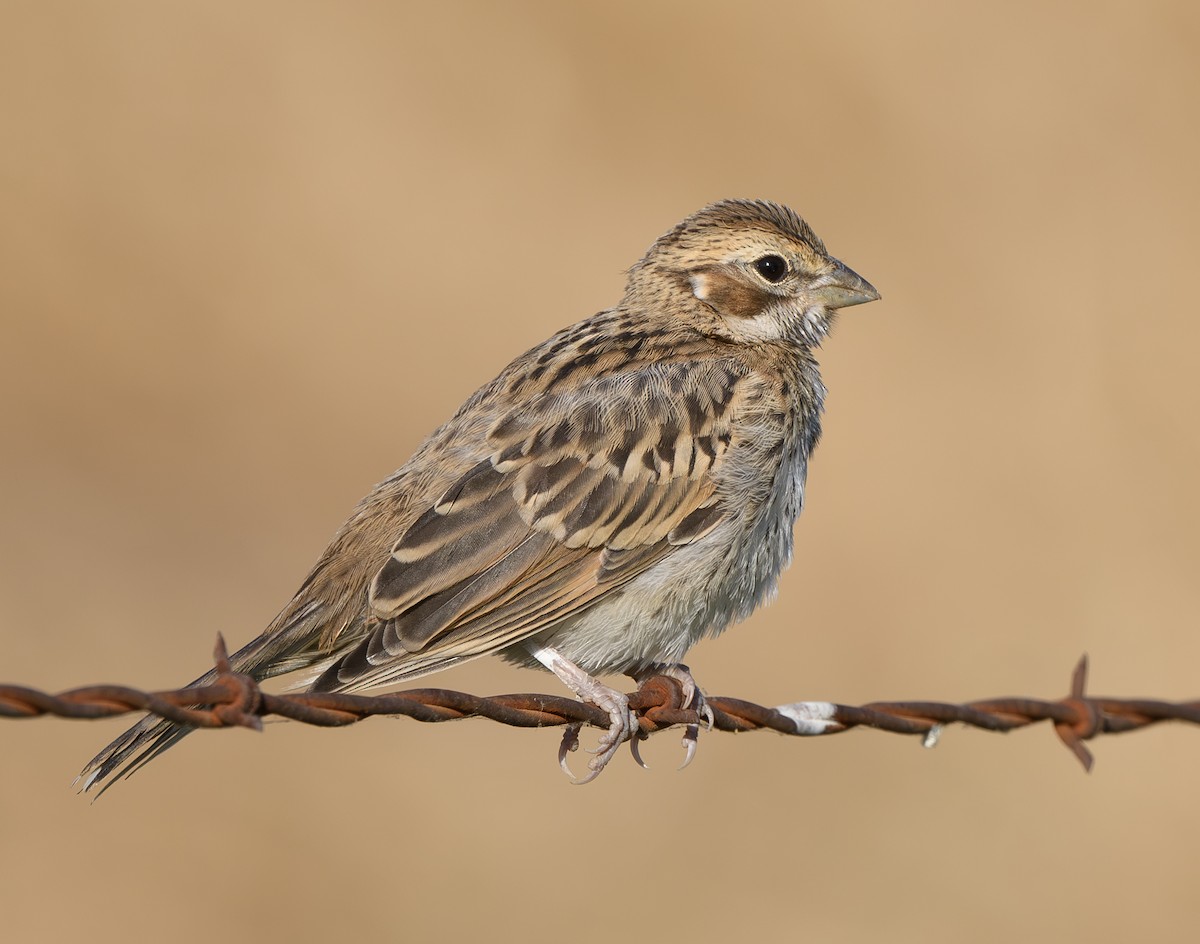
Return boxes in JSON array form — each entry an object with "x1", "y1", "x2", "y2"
[{"x1": 627, "y1": 199, "x2": 879, "y2": 347}]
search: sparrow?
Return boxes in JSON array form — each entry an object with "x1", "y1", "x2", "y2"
[{"x1": 80, "y1": 199, "x2": 879, "y2": 792}]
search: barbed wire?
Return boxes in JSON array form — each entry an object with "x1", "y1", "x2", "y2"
[{"x1": 1, "y1": 636, "x2": 1197, "y2": 772}]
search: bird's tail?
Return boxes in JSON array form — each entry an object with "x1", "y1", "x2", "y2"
[
  {"x1": 76, "y1": 665, "x2": 219, "y2": 798},
  {"x1": 76, "y1": 625, "x2": 330, "y2": 798}
]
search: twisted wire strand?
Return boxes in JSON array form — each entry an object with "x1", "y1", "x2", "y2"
[{"x1": 2, "y1": 638, "x2": 1197, "y2": 771}]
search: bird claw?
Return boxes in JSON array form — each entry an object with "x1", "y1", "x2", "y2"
[
  {"x1": 558, "y1": 723, "x2": 581, "y2": 778},
  {"x1": 529, "y1": 645, "x2": 707, "y2": 782},
  {"x1": 526, "y1": 643, "x2": 641, "y2": 784},
  {"x1": 560, "y1": 691, "x2": 638, "y2": 785},
  {"x1": 559, "y1": 683, "x2": 702, "y2": 778},
  {"x1": 631, "y1": 662, "x2": 711, "y2": 772},
  {"x1": 630, "y1": 731, "x2": 650, "y2": 770},
  {"x1": 679, "y1": 724, "x2": 699, "y2": 770}
]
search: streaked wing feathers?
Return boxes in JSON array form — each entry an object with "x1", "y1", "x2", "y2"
[{"x1": 328, "y1": 359, "x2": 746, "y2": 691}]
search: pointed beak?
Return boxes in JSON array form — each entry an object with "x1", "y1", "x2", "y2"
[{"x1": 811, "y1": 258, "x2": 880, "y2": 309}]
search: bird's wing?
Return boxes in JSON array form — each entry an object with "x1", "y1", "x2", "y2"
[{"x1": 313, "y1": 356, "x2": 751, "y2": 692}]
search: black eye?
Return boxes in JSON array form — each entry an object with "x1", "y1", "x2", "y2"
[{"x1": 752, "y1": 254, "x2": 788, "y2": 283}]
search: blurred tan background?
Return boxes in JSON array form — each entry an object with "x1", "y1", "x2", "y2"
[{"x1": 2, "y1": 2, "x2": 1198, "y2": 941}]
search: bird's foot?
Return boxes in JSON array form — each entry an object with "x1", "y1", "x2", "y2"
[
  {"x1": 526, "y1": 643, "x2": 639, "y2": 785},
  {"x1": 632, "y1": 662, "x2": 712, "y2": 770}
]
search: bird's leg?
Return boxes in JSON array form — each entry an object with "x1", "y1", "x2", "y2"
[
  {"x1": 630, "y1": 662, "x2": 713, "y2": 770},
  {"x1": 525, "y1": 643, "x2": 638, "y2": 785}
]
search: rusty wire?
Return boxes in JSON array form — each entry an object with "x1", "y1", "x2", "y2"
[{"x1": 1, "y1": 637, "x2": 1197, "y2": 771}]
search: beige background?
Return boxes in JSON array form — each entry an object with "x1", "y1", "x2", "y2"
[{"x1": 2, "y1": 2, "x2": 1198, "y2": 942}]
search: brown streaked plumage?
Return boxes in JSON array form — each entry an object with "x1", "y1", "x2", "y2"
[{"x1": 80, "y1": 199, "x2": 879, "y2": 791}]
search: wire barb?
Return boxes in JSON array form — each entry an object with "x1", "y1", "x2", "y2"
[{"x1": 2, "y1": 645, "x2": 1198, "y2": 773}]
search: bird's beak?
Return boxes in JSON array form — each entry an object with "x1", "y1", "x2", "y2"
[{"x1": 811, "y1": 258, "x2": 880, "y2": 309}]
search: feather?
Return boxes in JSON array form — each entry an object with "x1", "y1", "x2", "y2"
[{"x1": 313, "y1": 359, "x2": 747, "y2": 691}]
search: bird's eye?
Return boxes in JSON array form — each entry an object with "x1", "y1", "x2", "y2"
[{"x1": 752, "y1": 254, "x2": 788, "y2": 284}]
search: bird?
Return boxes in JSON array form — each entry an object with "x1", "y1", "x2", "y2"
[{"x1": 79, "y1": 198, "x2": 879, "y2": 792}]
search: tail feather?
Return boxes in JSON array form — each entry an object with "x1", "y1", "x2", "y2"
[
  {"x1": 77, "y1": 616, "x2": 335, "y2": 796},
  {"x1": 77, "y1": 695, "x2": 208, "y2": 798},
  {"x1": 77, "y1": 600, "x2": 492, "y2": 794}
]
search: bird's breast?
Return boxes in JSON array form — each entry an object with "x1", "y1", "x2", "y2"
[{"x1": 706, "y1": 399, "x2": 816, "y2": 623}]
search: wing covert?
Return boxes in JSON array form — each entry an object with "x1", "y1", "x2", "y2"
[{"x1": 317, "y1": 358, "x2": 749, "y2": 692}]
